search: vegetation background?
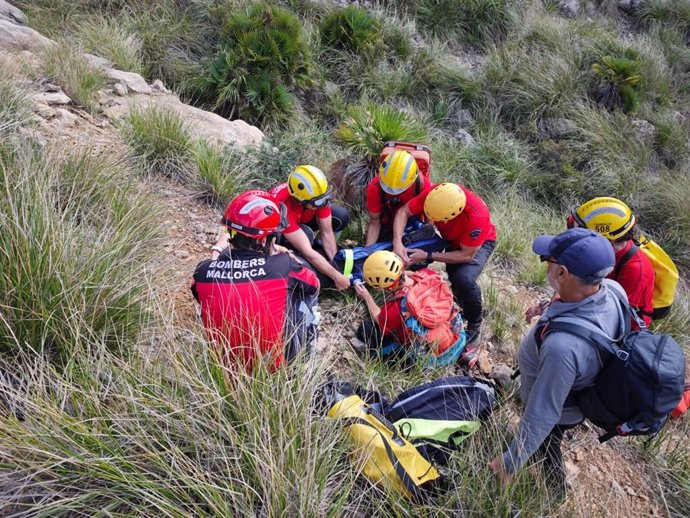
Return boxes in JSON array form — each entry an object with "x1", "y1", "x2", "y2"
[{"x1": 1, "y1": 0, "x2": 689, "y2": 516}]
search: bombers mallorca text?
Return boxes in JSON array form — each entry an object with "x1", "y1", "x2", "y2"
[{"x1": 206, "y1": 257, "x2": 267, "y2": 280}]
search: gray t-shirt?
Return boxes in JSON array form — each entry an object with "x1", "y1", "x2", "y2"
[{"x1": 502, "y1": 280, "x2": 627, "y2": 474}]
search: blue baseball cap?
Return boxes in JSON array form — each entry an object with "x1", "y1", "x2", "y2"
[{"x1": 532, "y1": 227, "x2": 615, "y2": 281}]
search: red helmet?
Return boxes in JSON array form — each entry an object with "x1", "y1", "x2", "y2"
[{"x1": 221, "y1": 191, "x2": 287, "y2": 239}]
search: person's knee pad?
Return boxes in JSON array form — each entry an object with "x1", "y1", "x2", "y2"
[{"x1": 330, "y1": 205, "x2": 350, "y2": 233}]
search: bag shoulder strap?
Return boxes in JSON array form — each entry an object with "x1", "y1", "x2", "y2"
[
  {"x1": 339, "y1": 416, "x2": 423, "y2": 498},
  {"x1": 612, "y1": 244, "x2": 639, "y2": 280}
]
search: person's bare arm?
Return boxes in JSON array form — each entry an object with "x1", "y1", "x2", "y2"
[
  {"x1": 407, "y1": 245, "x2": 480, "y2": 265},
  {"x1": 284, "y1": 228, "x2": 350, "y2": 290},
  {"x1": 392, "y1": 203, "x2": 413, "y2": 262},
  {"x1": 364, "y1": 212, "x2": 382, "y2": 246},
  {"x1": 354, "y1": 282, "x2": 381, "y2": 320},
  {"x1": 317, "y1": 214, "x2": 338, "y2": 260}
]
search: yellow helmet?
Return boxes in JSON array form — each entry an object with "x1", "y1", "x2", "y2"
[
  {"x1": 570, "y1": 197, "x2": 635, "y2": 241},
  {"x1": 379, "y1": 150, "x2": 419, "y2": 195},
  {"x1": 288, "y1": 165, "x2": 330, "y2": 203},
  {"x1": 423, "y1": 183, "x2": 466, "y2": 222},
  {"x1": 362, "y1": 251, "x2": 404, "y2": 289}
]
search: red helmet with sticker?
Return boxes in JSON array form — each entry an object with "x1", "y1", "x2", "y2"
[{"x1": 221, "y1": 191, "x2": 287, "y2": 239}]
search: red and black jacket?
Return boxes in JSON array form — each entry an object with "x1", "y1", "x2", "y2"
[{"x1": 191, "y1": 249, "x2": 319, "y2": 370}]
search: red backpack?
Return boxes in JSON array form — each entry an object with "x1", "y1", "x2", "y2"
[
  {"x1": 671, "y1": 383, "x2": 690, "y2": 418},
  {"x1": 396, "y1": 269, "x2": 461, "y2": 356}
]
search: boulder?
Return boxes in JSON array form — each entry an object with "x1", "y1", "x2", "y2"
[
  {"x1": 52, "y1": 108, "x2": 79, "y2": 128},
  {"x1": 618, "y1": 0, "x2": 642, "y2": 13},
  {"x1": 33, "y1": 102, "x2": 56, "y2": 119},
  {"x1": 454, "y1": 128, "x2": 476, "y2": 147},
  {"x1": 113, "y1": 82, "x2": 128, "y2": 96},
  {"x1": 151, "y1": 79, "x2": 171, "y2": 94},
  {"x1": 32, "y1": 91, "x2": 71, "y2": 105},
  {"x1": 456, "y1": 108, "x2": 475, "y2": 128},
  {"x1": 103, "y1": 94, "x2": 264, "y2": 148},
  {"x1": 632, "y1": 118, "x2": 657, "y2": 145},
  {"x1": 83, "y1": 53, "x2": 112, "y2": 69},
  {"x1": 539, "y1": 117, "x2": 577, "y2": 140},
  {"x1": 557, "y1": 0, "x2": 580, "y2": 17},
  {"x1": 105, "y1": 68, "x2": 152, "y2": 95},
  {"x1": 0, "y1": 19, "x2": 55, "y2": 52},
  {"x1": 0, "y1": 0, "x2": 26, "y2": 25},
  {"x1": 489, "y1": 363, "x2": 514, "y2": 387}
]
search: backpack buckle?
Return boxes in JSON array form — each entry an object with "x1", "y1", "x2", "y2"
[{"x1": 616, "y1": 350, "x2": 630, "y2": 361}]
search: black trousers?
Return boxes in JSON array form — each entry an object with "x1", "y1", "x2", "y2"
[
  {"x1": 445, "y1": 240, "x2": 495, "y2": 326},
  {"x1": 355, "y1": 319, "x2": 406, "y2": 360},
  {"x1": 536, "y1": 423, "x2": 579, "y2": 490},
  {"x1": 300, "y1": 205, "x2": 350, "y2": 244}
]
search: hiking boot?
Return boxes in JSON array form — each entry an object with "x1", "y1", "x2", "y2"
[
  {"x1": 458, "y1": 347, "x2": 478, "y2": 369},
  {"x1": 465, "y1": 321, "x2": 482, "y2": 346},
  {"x1": 402, "y1": 224, "x2": 437, "y2": 246}
]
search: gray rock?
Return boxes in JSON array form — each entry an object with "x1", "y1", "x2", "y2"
[
  {"x1": 113, "y1": 82, "x2": 128, "y2": 97},
  {"x1": 456, "y1": 108, "x2": 475, "y2": 128},
  {"x1": 174, "y1": 250, "x2": 191, "y2": 259},
  {"x1": 151, "y1": 79, "x2": 171, "y2": 94},
  {"x1": 18, "y1": 126, "x2": 46, "y2": 147},
  {"x1": 102, "y1": 94, "x2": 264, "y2": 148},
  {"x1": 52, "y1": 108, "x2": 79, "y2": 128},
  {"x1": 558, "y1": 0, "x2": 580, "y2": 17},
  {"x1": 0, "y1": 0, "x2": 26, "y2": 25},
  {"x1": 106, "y1": 68, "x2": 152, "y2": 95},
  {"x1": 33, "y1": 102, "x2": 56, "y2": 119},
  {"x1": 83, "y1": 53, "x2": 112, "y2": 69},
  {"x1": 631, "y1": 118, "x2": 657, "y2": 145},
  {"x1": 32, "y1": 91, "x2": 71, "y2": 105},
  {"x1": 584, "y1": 1, "x2": 596, "y2": 15},
  {"x1": 0, "y1": 19, "x2": 56, "y2": 52},
  {"x1": 618, "y1": 0, "x2": 642, "y2": 13},
  {"x1": 540, "y1": 117, "x2": 577, "y2": 140},
  {"x1": 454, "y1": 128, "x2": 476, "y2": 147},
  {"x1": 490, "y1": 363, "x2": 514, "y2": 387}
]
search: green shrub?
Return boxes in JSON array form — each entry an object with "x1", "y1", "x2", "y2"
[
  {"x1": 638, "y1": 0, "x2": 690, "y2": 32},
  {"x1": 334, "y1": 102, "x2": 428, "y2": 160},
  {"x1": 431, "y1": 124, "x2": 531, "y2": 195},
  {"x1": 192, "y1": 142, "x2": 256, "y2": 206},
  {"x1": 0, "y1": 144, "x2": 161, "y2": 361},
  {"x1": 321, "y1": 6, "x2": 382, "y2": 57},
  {"x1": 413, "y1": 0, "x2": 517, "y2": 46},
  {"x1": 43, "y1": 42, "x2": 107, "y2": 113},
  {"x1": 194, "y1": 3, "x2": 312, "y2": 128},
  {"x1": 120, "y1": 106, "x2": 194, "y2": 179},
  {"x1": 592, "y1": 55, "x2": 643, "y2": 113},
  {"x1": 77, "y1": 16, "x2": 145, "y2": 74}
]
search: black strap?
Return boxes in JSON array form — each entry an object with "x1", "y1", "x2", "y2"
[
  {"x1": 612, "y1": 244, "x2": 639, "y2": 280},
  {"x1": 339, "y1": 416, "x2": 422, "y2": 498}
]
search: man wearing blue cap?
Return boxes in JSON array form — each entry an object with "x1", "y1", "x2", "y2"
[{"x1": 489, "y1": 228, "x2": 628, "y2": 496}]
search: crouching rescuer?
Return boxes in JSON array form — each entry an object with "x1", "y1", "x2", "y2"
[{"x1": 191, "y1": 192, "x2": 320, "y2": 371}]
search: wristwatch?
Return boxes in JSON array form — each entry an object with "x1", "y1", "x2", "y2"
[{"x1": 427, "y1": 251, "x2": 433, "y2": 263}]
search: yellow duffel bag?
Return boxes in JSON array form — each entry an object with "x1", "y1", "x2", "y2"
[{"x1": 328, "y1": 394, "x2": 441, "y2": 500}]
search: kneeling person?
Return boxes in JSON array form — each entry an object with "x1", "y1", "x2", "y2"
[
  {"x1": 270, "y1": 165, "x2": 351, "y2": 290},
  {"x1": 191, "y1": 192, "x2": 320, "y2": 371}
]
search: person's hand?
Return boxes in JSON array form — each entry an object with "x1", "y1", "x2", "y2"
[
  {"x1": 489, "y1": 455, "x2": 513, "y2": 489},
  {"x1": 334, "y1": 273, "x2": 351, "y2": 291},
  {"x1": 407, "y1": 248, "x2": 427, "y2": 264},
  {"x1": 524, "y1": 303, "x2": 543, "y2": 324},
  {"x1": 393, "y1": 242, "x2": 410, "y2": 263},
  {"x1": 353, "y1": 281, "x2": 369, "y2": 300}
]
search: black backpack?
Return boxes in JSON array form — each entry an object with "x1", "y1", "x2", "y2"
[
  {"x1": 384, "y1": 376, "x2": 497, "y2": 464},
  {"x1": 536, "y1": 289, "x2": 686, "y2": 442}
]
